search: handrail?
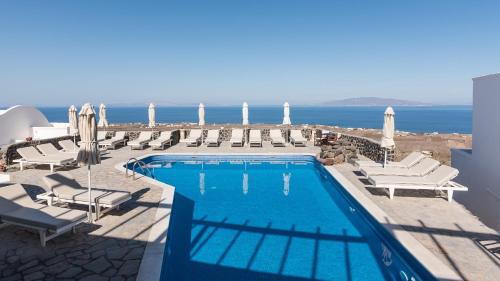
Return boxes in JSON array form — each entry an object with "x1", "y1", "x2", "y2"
[
  {"x1": 125, "y1": 157, "x2": 154, "y2": 180},
  {"x1": 132, "y1": 160, "x2": 152, "y2": 180},
  {"x1": 125, "y1": 157, "x2": 140, "y2": 178}
]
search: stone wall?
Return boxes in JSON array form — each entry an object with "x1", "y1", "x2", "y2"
[{"x1": 338, "y1": 133, "x2": 394, "y2": 162}]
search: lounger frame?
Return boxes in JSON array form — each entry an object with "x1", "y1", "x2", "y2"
[
  {"x1": 369, "y1": 181, "x2": 468, "y2": 202},
  {"x1": 13, "y1": 158, "x2": 75, "y2": 173},
  {"x1": 128, "y1": 132, "x2": 153, "y2": 150},
  {"x1": 151, "y1": 139, "x2": 173, "y2": 150},
  {"x1": 36, "y1": 192, "x2": 131, "y2": 220},
  {"x1": 0, "y1": 215, "x2": 85, "y2": 247}
]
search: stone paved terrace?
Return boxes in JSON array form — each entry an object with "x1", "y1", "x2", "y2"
[
  {"x1": 0, "y1": 140, "x2": 499, "y2": 280},
  {"x1": 0, "y1": 141, "x2": 320, "y2": 281},
  {"x1": 334, "y1": 163, "x2": 500, "y2": 281}
]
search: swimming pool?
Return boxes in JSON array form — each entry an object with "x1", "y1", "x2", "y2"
[{"x1": 129, "y1": 155, "x2": 436, "y2": 281}]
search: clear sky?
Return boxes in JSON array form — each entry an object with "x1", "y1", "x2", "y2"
[{"x1": 1, "y1": 0, "x2": 499, "y2": 106}]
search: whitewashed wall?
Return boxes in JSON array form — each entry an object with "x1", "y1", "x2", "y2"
[
  {"x1": 0, "y1": 105, "x2": 52, "y2": 146},
  {"x1": 452, "y1": 73, "x2": 500, "y2": 231}
]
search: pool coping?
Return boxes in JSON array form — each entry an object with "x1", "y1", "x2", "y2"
[
  {"x1": 326, "y1": 166, "x2": 461, "y2": 281},
  {"x1": 116, "y1": 153, "x2": 461, "y2": 281}
]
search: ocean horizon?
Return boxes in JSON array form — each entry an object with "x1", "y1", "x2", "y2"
[{"x1": 38, "y1": 105, "x2": 472, "y2": 134}]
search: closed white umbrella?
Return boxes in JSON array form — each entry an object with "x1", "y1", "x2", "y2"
[
  {"x1": 242, "y1": 102, "x2": 249, "y2": 125},
  {"x1": 242, "y1": 102, "x2": 249, "y2": 145},
  {"x1": 148, "y1": 103, "x2": 156, "y2": 128},
  {"x1": 68, "y1": 105, "x2": 78, "y2": 150},
  {"x1": 77, "y1": 103, "x2": 101, "y2": 222},
  {"x1": 198, "y1": 103, "x2": 205, "y2": 126},
  {"x1": 98, "y1": 103, "x2": 109, "y2": 127},
  {"x1": 380, "y1": 106, "x2": 396, "y2": 167},
  {"x1": 282, "y1": 102, "x2": 291, "y2": 125}
]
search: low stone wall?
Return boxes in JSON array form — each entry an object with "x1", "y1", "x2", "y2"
[
  {"x1": 3, "y1": 135, "x2": 77, "y2": 165},
  {"x1": 338, "y1": 134, "x2": 394, "y2": 162}
]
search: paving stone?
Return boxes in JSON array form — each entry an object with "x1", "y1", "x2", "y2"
[
  {"x1": 102, "y1": 267, "x2": 118, "y2": 277},
  {"x1": 23, "y1": 271, "x2": 44, "y2": 281},
  {"x1": 6, "y1": 256, "x2": 19, "y2": 264},
  {"x1": 2, "y1": 267, "x2": 16, "y2": 277},
  {"x1": 1, "y1": 273, "x2": 22, "y2": 281},
  {"x1": 17, "y1": 260, "x2": 38, "y2": 272},
  {"x1": 106, "y1": 247, "x2": 129, "y2": 260},
  {"x1": 57, "y1": 267, "x2": 82, "y2": 278},
  {"x1": 44, "y1": 255, "x2": 65, "y2": 266},
  {"x1": 118, "y1": 260, "x2": 141, "y2": 276},
  {"x1": 110, "y1": 260, "x2": 123, "y2": 269},
  {"x1": 91, "y1": 249, "x2": 106, "y2": 259},
  {"x1": 69, "y1": 259, "x2": 89, "y2": 266},
  {"x1": 22, "y1": 265, "x2": 45, "y2": 275},
  {"x1": 44, "y1": 261, "x2": 71, "y2": 275},
  {"x1": 66, "y1": 251, "x2": 85, "y2": 258},
  {"x1": 123, "y1": 247, "x2": 143, "y2": 260},
  {"x1": 110, "y1": 277, "x2": 125, "y2": 281},
  {"x1": 79, "y1": 274, "x2": 108, "y2": 281},
  {"x1": 82, "y1": 256, "x2": 112, "y2": 274}
]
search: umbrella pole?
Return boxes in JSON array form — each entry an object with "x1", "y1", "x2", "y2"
[
  {"x1": 88, "y1": 165, "x2": 93, "y2": 223},
  {"x1": 383, "y1": 149, "x2": 388, "y2": 168}
]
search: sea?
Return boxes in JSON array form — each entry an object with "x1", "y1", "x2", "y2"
[{"x1": 39, "y1": 106, "x2": 472, "y2": 134}]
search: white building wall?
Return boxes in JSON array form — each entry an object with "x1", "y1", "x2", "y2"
[
  {"x1": 452, "y1": 73, "x2": 500, "y2": 231},
  {"x1": 0, "y1": 105, "x2": 51, "y2": 146}
]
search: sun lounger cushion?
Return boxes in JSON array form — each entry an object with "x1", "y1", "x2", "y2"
[
  {"x1": 59, "y1": 140, "x2": 79, "y2": 151},
  {"x1": 1, "y1": 204, "x2": 86, "y2": 231},
  {"x1": 43, "y1": 172, "x2": 131, "y2": 206},
  {"x1": 17, "y1": 147, "x2": 73, "y2": 164},
  {"x1": 150, "y1": 131, "x2": 172, "y2": 145},
  {"x1": 369, "y1": 165, "x2": 459, "y2": 187},
  {"x1": 128, "y1": 131, "x2": 152, "y2": 145},
  {"x1": 361, "y1": 158, "x2": 440, "y2": 177},
  {"x1": 355, "y1": 152, "x2": 426, "y2": 168},
  {"x1": 0, "y1": 184, "x2": 87, "y2": 231}
]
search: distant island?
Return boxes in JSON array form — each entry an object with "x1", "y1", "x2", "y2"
[{"x1": 322, "y1": 97, "x2": 431, "y2": 106}]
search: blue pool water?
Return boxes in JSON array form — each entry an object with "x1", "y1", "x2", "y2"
[{"x1": 130, "y1": 155, "x2": 435, "y2": 281}]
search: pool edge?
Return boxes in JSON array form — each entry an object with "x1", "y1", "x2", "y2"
[{"x1": 325, "y1": 166, "x2": 461, "y2": 281}]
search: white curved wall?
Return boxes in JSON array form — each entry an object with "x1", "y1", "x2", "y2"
[{"x1": 0, "y1": 105, "x2": 52, "y2": 146}]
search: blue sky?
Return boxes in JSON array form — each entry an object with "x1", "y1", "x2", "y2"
[{"x1": 1, "y1": 0, "x2": 499, "y2": 106}]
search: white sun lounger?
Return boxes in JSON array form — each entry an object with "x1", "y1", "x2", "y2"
[
  {"x1": 37, "y1": 143, "x2": 78, "y2": 160},
  {"x1": 41, "y1": 172, "x2": 131, "y2": 220},
  {"x1": 100, "y1": 131, "x2": 127, "y2": 149},
  {"x1": 15, "y1": 147, "x2": 75, "y2": 173},
  {"x1": 290, "y1": 130, "x2": 307, "y2": 147},
  {"x1": 149, "y1": 131, "x2": 173, "y2": 150},
  {"x1": 0, "y1": 174, "x2": 11, "y2": 184},
  {"x1": 230, "y1": 129, "x2": 244, "y2": 147},
  {"x1": 58, "y1": 139, "x2": 79, "y2": 152},
  {"x1": 354, "y1": 152, "x2": 426, "y2": 169},
  {"x1": 181, "y1": 129, "x2": 202, "y2": 147},
  {"x1": 249, "y1": 130, "x2": 262, "y2": 147},
  {"x1": 270, "y1": 130, "x2": 286, "y2": 147},
  {"x1": 360, "y1": 158, "x2": 440, "y2": 177},
  {"x1": 0, "y1": 183, "x2": 87, "y2": 246},
  {"x1": 128, "y1": 131, "x2": 153, "y2": 150},
  {"x1": 205, "y1": 130, "x2": 220, "y2": 147},
  {"x1": 78, "y1": 131, "x2": 107, "y2": 147},
  {"x1": 367, "y1": 165, "x2": 468, "y2": 202}
]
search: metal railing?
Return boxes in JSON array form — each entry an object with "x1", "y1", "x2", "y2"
[{"x1": 126, "y1": 157, "x2": 154, "y2": 180}]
